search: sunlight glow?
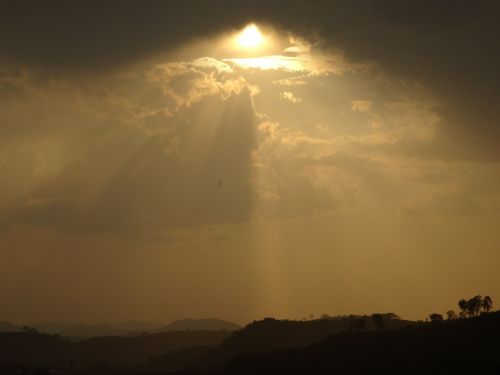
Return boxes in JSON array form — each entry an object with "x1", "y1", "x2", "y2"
[
  {"x1": 225, "y1": 55, "x2": 323, "y2": 73},
  {"x1": 237, "y1": 24, "x2": 265, "y2": 49},
  {"x1": 226, "y1": 56, "x2": 302, "y2": 71}
]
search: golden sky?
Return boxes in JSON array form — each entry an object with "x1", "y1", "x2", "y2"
[{"x1": 0, "y1": 1, "x2": 499, "y2": 325}]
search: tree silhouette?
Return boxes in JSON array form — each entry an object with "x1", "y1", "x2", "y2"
[
  {"x1": 482, "y1": 296, "x2": 493, "y2": 313},
  {"x1": 467, "y1": 295, "x2": 483, "y2": 317},
  {"x1": 458, "y1": 295, "x2": 494, "y2": 318},
  {"x1": 22, "y1": 326, "x2": 40, "y2": 335},
  {"x1": 446, "y1": 310, "x2": 458, "y2": 320},
  {"x1": 458, "y1": 299, "x2": 468, "y2": 318},
  {"x1": 466, "y1": 298, "x2": 474, "y2": 317},
  {"x1": 384, "y1": 313, "x2": 401, "y2": 320},
  {"x1": 429, "y1": 313, "x2": 444, "y2": 323}
]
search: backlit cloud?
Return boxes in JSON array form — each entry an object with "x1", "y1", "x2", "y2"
[{"x1": 280, "y1": 91, "x2": 302, "y2": 104}]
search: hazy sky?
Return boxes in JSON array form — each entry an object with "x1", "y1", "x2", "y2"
[{"x1": 1, "y1": 0, "x2": 499, "y2": 325}]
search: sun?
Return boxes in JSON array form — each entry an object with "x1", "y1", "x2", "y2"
[{"x1": 237, "y1": 24, "x2": 265, "y2": 49}]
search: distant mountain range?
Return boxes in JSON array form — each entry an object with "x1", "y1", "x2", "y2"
[
  {"x1": 1, "y1": 313, "x2": 499, "y2": 374},
  {"x1": 0, "y1": 318, "x2": 241, "y2": 338},
  {"x1": 0, "y1": 314, "x2": 410, "y2": 370},
  {"x1": 0, "y1": 329, "x2": 232, "y2": 367},
  {"x1": 0, "y1": 322, "x2": 23, "y2": 333},
  {"x1": 160, "y1": 318, "x2": 241, "y2": 332}
]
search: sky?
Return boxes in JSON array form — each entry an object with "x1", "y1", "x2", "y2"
[{"x1": 0, "y1": 0, "x2": 499, "y2": 325}]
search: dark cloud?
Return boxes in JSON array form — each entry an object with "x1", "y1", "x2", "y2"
[
  {"x1": 307, "y1": 1, "x2": 500, "y2": 161},
  {"x1": 2, "y1": 1, "x2": 494, "y2": 72},
  {"x1": 0, "y1": 0, "x2": 255, "y2": 70}
]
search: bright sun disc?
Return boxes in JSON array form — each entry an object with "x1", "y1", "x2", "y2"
[{"x1": 237, "y1": 24, "x2": 264, "y2": 49}]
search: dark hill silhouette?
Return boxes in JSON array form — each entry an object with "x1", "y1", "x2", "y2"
[
  {"x1": 18, "y1": 319, "x2": 239, "y2": 338},
  {"x1": 50, "y1": 324, "x2": 128, "y2": 339},
  {"x1": 2, "y1": 311, "x2": 499, "y2": 374},
  {"x1": 31, "y1": 322, "x2": 84, "y2": 336},
  {"x1": 219, "y1": 312, "x2": 500, "y2": 375},
  {"x1": 0, "y1": 329, "x2": 232, "y2": 369},
  {"x1": 98, "y1": 321, "x2": 165, "y2": 332},
  {"x1": 141, "y1": 346, "x2": 221, "y2": 373},
  {"x1": 32, "y1": 321, "x2": 165, "y2": 337},
  {"x1": 0, "y1": 332, "x2": 73, "y2": 368},
  {"x1": 220, "y1": 314, "x2": 408, "y2": 354},
  {"x1": 0, "y1": 321, "x2": 22, "y2": 333},
  {"x1": 159, "y1": 319, "x2": 241, "y2": 332},
  {"x1": 75, "y1": 330, "x2": 232, "y2": 366},
  {"x1": 142, "y1": 314, "x2": 410, "y2": 373}
]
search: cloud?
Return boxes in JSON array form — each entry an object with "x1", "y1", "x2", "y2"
[
  {"x1": 0, "y1": 1, "x2": 249, "y2": 70},
  {"x1": 2, "y1": 6, "x2": 500, "y2": 236},
  {"x1": 5, "y1": 94, "x2": 257, "y2": 235},
  {"x1": 148, "y1": 59, "x2": 256, "y2": 109},
  {"x1": 272, "y1": 77, "x2": 307, "y2": 86},
  {"x1": 0, "y1": 61, "x2": 260, "y2": 235},
  {"x1": 0, "y1": 148, "x2": 43, "y2": 217},
  {"x1": 3, "y1": 1, "x2": 497, "y2": 160},
  {"x1": 351, "y1": 100, "x2": 372, "y2": 112},
  {"x1": 400, "y1": 192, "x2": 487, "y2": 218},
  {"x1": 280, "y1": 91, "x2": 302, "y2": 104}
]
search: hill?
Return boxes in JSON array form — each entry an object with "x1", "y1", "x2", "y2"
[
  {"x1": 32, "y1": 321, "x2": 165, "y2": 338},
  {"x1": 0, "y1": 332, "x2": 73, "y2": 368},
  {"x1": 24, "y1": 319, "x2": 238, "y2": 338},
  {"x1": 142, "y1": 314, "x2": 410, "y2": 373},
  {"x1": 3, "y1": 313, "x2": 499, "y2": 374},
  {"x1": 0, "y1": 329, "x2": 232, "y2": 369},
  {"x1": 220, "y1": 314, "x2": 408, "y2": 354},
  {"x1": 76, "y1": 330, "x2": 232, "y2": 366},
  {"x1": 220, "y1": 312, "x2": 500, "y2": 375},
  {"x1": 0, "y1": 322, "x2": 22, "y2": 333},
  {"x1": 159, "y1": 319, "x2": 241, "y2": 332},
  {"x1": 35, "y1": 323, "x2": 128, "y2": 338}
]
